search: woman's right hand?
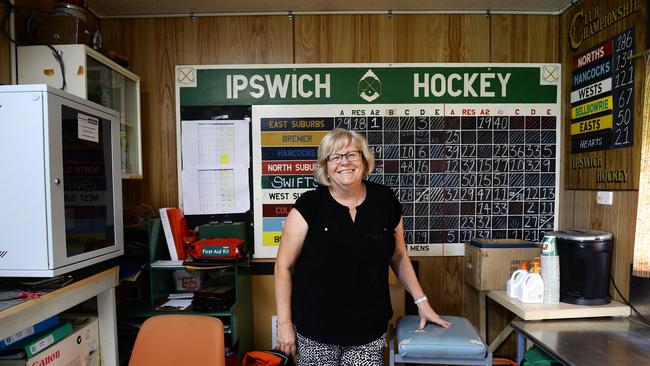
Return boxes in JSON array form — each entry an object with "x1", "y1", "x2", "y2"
[{"x1": 277, "y1": 322, "x2": 297, "y2": 356}]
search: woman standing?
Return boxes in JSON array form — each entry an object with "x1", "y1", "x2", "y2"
[{"x1": 275, "y1": 128, "x2": 450, "y2": 366}]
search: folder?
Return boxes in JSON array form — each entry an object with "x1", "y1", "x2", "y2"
[
  {"x1": 0, "y1": 316, "x2": 59, "y2": 351},
  {"x1": 0, "y1": 322, "x2": 73, "y2": 359},
  {"x1": 159, "y1": 207, "x2": 190, "y2": 260}
]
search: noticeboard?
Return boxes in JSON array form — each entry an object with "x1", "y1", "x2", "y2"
[{"x1": 176, "y1": 63, "x2": 561, "y2": 258}]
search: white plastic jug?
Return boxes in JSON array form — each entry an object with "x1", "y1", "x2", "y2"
[
  {"x1": 507, "y1": 261, "x2": 529, "y2": 298},
  {"x1": 520, "y1": 264, "x2": 544, "y2": 303},
  {"x1": 507, "y1": 269, "x2": 528, "y2": 298}
]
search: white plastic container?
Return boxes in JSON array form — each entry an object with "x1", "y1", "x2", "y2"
[
  {"x1": 506, "y1": 261, "x2": 529, "y2": 298},
  {"x1": 520, "y1": 264, "x2": 544, "y2": 303}
]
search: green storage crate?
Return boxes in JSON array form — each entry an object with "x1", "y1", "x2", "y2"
[{"x1": 521, "y1": 347, "x2": 562, "y2": 365}]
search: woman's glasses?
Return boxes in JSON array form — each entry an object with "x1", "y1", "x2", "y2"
[{"x1": 327, "y1": 150, "x2": 362, "y2": 163}]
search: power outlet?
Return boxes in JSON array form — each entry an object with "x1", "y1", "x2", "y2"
[{"x1": 596, "y1": 191, "x2": 613, "y2": 205}]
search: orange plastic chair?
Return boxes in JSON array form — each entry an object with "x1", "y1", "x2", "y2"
[{"x1": 128, "y1": 314, "x2": 225, "y2": 366}]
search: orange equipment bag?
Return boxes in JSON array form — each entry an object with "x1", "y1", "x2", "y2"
[{"x1": 242, "y1": 350, "x2": 293, "y2": 366}]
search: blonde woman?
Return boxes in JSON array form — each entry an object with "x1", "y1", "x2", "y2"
[{"x1": 275, "y1": 128, "x2": 450, "y2": 366}]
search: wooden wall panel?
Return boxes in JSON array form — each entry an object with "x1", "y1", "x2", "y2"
[
  {"x1": 416, "y1": 257, "x2": 464, "y2": 316},
  {"x1": 252, "y1": 270, "x2": 276, "y2": 349},
  {"x1": 196, "y1": 16, "x2": 294, "y2": 64},
  {"x1": 491, "y1": 15, "x2": 560, "y2": 63},
  {"x1": 294, "y1": 14, "x2": 393, "y2": 63},
  {"x1": 562, "y1": 0, "x2": 646, "y2": 190},
  {"x1": 572, "y1": 191, "x2": 594, "y2": 228},
  {"x1": 558, "y1": 0, "x2": 647, "y2": 303},
  {"x1": 102, "y1": 16, "x2": 293, "y2": 208},
  {"x1": 611, "y1": 190, "x2": 638, "y2": 300},
  {"x1": 102, "y1": 18, "x2": 179, "y2": 207},
  {"x1": 393, "y1": 14, "x2": 490, "y2": 62},
  {"x1": 388, "y1": 269, "x2": 405, "y2": 325},
  {"x1": 0, "y1": 6, "x2": 9, "y2": 85},
  {"x1": 558, "y1": 190, "x2": 576, "y2": 228},
  {"x1": 4, "y1": 1, "x2": 60, "y2": 84}
]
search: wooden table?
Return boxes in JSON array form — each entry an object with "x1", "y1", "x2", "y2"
[
  {"x1": 0, "y1": 267, "x2": 120, "y2": 365},
  {"x1": 487, "y1": 290, "x2": 630, "y2": 320}
]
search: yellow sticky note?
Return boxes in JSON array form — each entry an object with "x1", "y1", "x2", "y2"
[{"x1": 220, "y1": 155, "x2": 229, "y2": 164}]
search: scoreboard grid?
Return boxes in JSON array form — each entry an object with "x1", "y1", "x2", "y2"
[
  {"x1": 253, "y1": 103, "x2": 559, "y2": 257},
  {"x1": 332, "y1": 114, "x2": 556, "y2": 246}
]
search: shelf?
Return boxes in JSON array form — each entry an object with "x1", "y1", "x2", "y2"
[
  {"x1": 0, "y1": 267, "x2": 120, "y2": 365},
  {"x1": 17, "y1": 44, "x2": 142, "y2": 179},
  {"x1": 118, "y1": 301, "x2": 233, "y2": 333},
  {"x1": 149, "y1": 262, "x2": 246, "y2": 270},
  {"x1": 116, "y1": 218, "x2": 253, "y2": 358},
  {"x1": 119, "y1": 300, "x2": 234, "y2": 318}
]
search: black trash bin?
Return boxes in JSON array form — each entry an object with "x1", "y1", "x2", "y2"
[{"x1": 546, "y1": 229, "x2": 613, "y2": 305}]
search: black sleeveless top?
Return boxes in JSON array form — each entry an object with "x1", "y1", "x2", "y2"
[{"x1": 291, "y1": 180, "x2": 402, "y2": 346}]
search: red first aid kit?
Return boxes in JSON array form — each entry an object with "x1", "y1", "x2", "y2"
[{"x1": 186, "y1": 238, "x2": 245, "y2": 261}]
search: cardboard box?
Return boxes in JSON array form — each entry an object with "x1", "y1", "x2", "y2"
[
  {"x1": 464, "y1": 239, "x2": 541, "y2": 291},
  {"x1": 0, "y1": 317, "x2": 99, "y2": 366}
]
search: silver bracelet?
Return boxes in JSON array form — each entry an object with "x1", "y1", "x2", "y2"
[{"x1": 414, "y1": 295, "x2": 428, "y2": 305}]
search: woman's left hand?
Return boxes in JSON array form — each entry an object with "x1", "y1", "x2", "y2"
[{"x1": 417, "y1": 301, "x2": 451, "y2": 330}]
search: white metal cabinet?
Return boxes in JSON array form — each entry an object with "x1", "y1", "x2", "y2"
[
  {"x1": 17, "y1": 44, "x2": 142, "y2": 179},
  {"x1": 0, "y1": 84, "x2": 124, "y2": 277}
]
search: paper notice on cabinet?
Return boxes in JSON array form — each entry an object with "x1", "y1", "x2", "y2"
[{"x1": 180, "y1": 119, "x2": 250, "y2": 215}]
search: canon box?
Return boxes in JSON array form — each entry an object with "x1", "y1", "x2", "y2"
[
  {"x1": 464, "y1": 239, "x2": 541, "y2": 291},
  {"x1": 0, "y1": 317, "x2": 99, "y2": 366}
]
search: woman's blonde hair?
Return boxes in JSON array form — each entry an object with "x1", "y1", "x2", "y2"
[{"x1": 314, "y1": 128, "x2": 375, "y2": 186}]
